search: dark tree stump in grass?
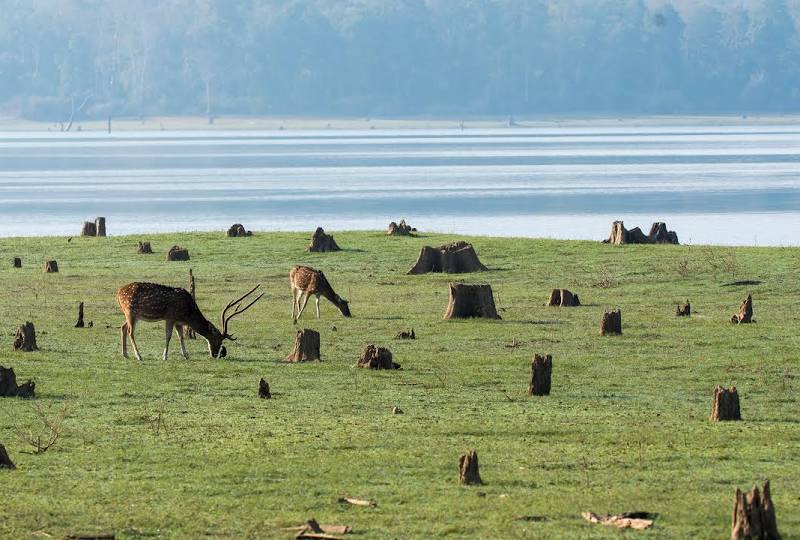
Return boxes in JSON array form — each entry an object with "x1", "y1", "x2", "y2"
[
  {"x1": 443, "y1": 283, "x2": 500, "y2": 319},
  {"x1": 0, "y1": 365, "x2": 35, "y2": 397},
  {"x1": 13, "y1": 322, "x2": 38, "y2": 352},
  {"x1": 408, "y1": 241, "x2": 487, "y2": 274},
  {"x1": 546, "y1": 288, "x2": 580, "y2": 307},
  {"x1": 80, "y1": 221, "x2": 96, "y2": 236},
  {"x1": 732, "y1": 480, "x2": 780, "y2": 540},
  {"x1": 676, "y1": 300, "x2": 691, "y2": 317},
  {"x1": 731, "y1": 294, "x2": 754, "y2": 324},
  {"x1": 12, "y1": 257, "x2": 21, "y2": 268},
  {"x1": 307, "y1": 227, "x2": 340, "y2": 252},
  {"x1": 395, "y1": 328, "x2": 415, "y2": 340},
  {"x1": 0, "y1": 443, "x2": 15, "y2": 469},
  {"x1": 186, "y1": 269, "x2": 197, "y2": 339},
  {"x1": 458, "y1": 449, "x2": 482, "y2": 485},
  {"x1": 603, "y1": 220, "x2": 679, "y2": 244},
  {"x1": 258, "y1": 378, "x2": 271, "y2": 399},
  {"x1": 95, "y1": 217, "x2": 106, "y2": 237},
  {"x1": 387, "y1": 219, "x2": 415, "y2": 236},
  {"x1": 358, "y1": 344, "x2": 400, "y2": 369},
  {"x1": 74, "y1": 302, "x2": 85, "y2": 328},
  {"x1": 166, "y1": 246, "x2": 190, "y2": 261},
  {"x1": 710, "y1": 386, "x2": 741, "y2": 421},
  {"x1": 600, "y1": 309, "x2": 622, "y2": 335},
  {"x1": 42, "y1": 260, "x2": 58, "y2": 273},
  {"x1": 528, "y1": 354, "x2": 552, "y2": 396},
  {"x1": 226, "y1": 223, "x2": 252, "y2": 237},
  {"x1": 287, "y1": 328, "x2": 321, "y2": 362},
  {"x1": 137, "y1": 241, "x2": 153, "y2": 254}
]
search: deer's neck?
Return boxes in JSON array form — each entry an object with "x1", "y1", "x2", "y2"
[{"x1": 187, "y1": 313, "x2": 216, "y2": 339}]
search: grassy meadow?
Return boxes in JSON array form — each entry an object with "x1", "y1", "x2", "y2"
[{"x1": 0, "y1": 231, "x2": 798, "y2": 539}]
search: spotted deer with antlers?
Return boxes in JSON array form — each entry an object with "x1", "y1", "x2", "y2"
[
  {"x1": 290, "y1": 265, "x2": 351, "y2": 323},
  {"x1": 117, "y1": 282, "x2": 263, "y2": 360}
]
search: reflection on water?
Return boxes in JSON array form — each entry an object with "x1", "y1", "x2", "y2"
[{"x1": 0, "y1": 125, "x2": 798, "y2": 245}]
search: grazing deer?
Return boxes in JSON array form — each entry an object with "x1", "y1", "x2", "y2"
[
  {"x1": 290, "y1": 266, "x2": 351, "y2": 323},
  {"x1": 117, "y1": 282, "x2": 263, "y2": 361}
]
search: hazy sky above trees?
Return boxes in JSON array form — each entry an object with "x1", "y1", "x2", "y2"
[{"x1": 0, "y1": 0, "x2": 798, "y2": 120}]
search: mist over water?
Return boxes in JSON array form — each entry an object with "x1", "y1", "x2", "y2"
[{"x1": 1, "y1": 123, "x2": 798, "y2": 246}]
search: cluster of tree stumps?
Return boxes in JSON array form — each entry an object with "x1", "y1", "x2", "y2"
[
  {"x1": 0, "y1": 365, "x2": 35, "y2": 398},
  {"x1": 603, "y1": 221, "x2": 678, "y2": 245},
  {"x1": 80, "y1": 217, "x2": 106, "y2": 237},
  {"x1": 227, "y1": 223, "x2": 253, "y2": 237},
  {"x1": 408, "y1": 241, "x2": 487, "y2": 274},
  {"x1": 387, "y1": 219, "x2": 416, "y2": 236}
]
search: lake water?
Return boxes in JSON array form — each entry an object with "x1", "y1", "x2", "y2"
[{"x1": 1, "y1": 124, "x2": 799, "y2": 245}]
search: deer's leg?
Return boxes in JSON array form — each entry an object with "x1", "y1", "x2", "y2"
[
  {"x1": 120, "y1": 322, "x2": 129, "y2": 358},
  {"x1": 291, "y1": 288, "x2": 300, "y2": 322},
  {"x1": 315, "y1": 294, "x2": 321, "y2": 318},
  {"x1": 128, "y1": 320, "x2": 143, "y2": 362},
  {"x1": 297, "y1": 292, "x2": 311, "y2": 321},
  {"x1": 163, "y1": 320, "x2": 174, "y2": 361},
  {"x1": 175, "y1": 324, "x2": 188, "y2": 359}
]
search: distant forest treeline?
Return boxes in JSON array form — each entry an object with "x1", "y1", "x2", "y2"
[{"x1": 1, "y1": 0, "x2": 798, "y2": 122}]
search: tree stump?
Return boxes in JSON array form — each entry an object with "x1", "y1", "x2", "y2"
[
  {"x1": 80, "y1": 221, "x2": 97, "y2": 236},
  {"x1": 186, "y1": 269, "x2": 197, "y2": 339},
  {"x1": 387, "y1": 219, "x2": 415, "y2": 236},
  {"x1": 444, "y1": 283, "x2": 500, "y2": 319},
  {"x1": 528, "y1": 354, "x2": 552, "y2": 396},
  {"x1": 676, "y1": 300, "x2": 691, "y2": 317},
  {"x1": 408, "y1": 241, "x2": 487, "y2": 274},
  {"x1": 731, "y1": 294, "x2": 753, "y2": 324},
  {"x1": 603, "y1": 220, "x2": 679, "y2": 244},
  {"x1": 710, "y1": 386, "x2": 741, "y2": 421},
  {"x1": 358, "y1": 344, "x2": 400, "y2": 369},
  {"x1": 95, "y1": 217, "x2": 106, "y2": 237},
  {"x1": 599, "y1": 309, "x2": 622, "y2": 335},
  {"x1": 732, "y1": 481, "x2": 780, "y2": 540},
  {"x1": 458, "y1": 449, "x2": 482, "y2": 485},
  {"x1": 166, "y1": 246, "x2": 190, "y2": 261},
  {"x1": 12, "y1": 257, "x2": 21, "y2": 268},
  {"x1": 307, "y1": 227, "x2": 340, "y2": 252},
  {"x1": 0, "y1": 443, "x2": 15, "y2": 469},
  {"x1": 227, "y1": 223, "x2": 252, "y2": 237},
  {"x1": 648, "y1": 221, "x2": 678, "y2": 244},
  {"x1": 546, "y1": 288, "x2": 581, "y2": 307},
  {"x1": 137, "y1": 241, "x2": 153, "y2": 254},
  {"x1": 13, "y1": 322, "x2": 38, "y2": 352},
  {"x1": 258, "y1": 378, "x2": 271, "y2": 399},
  {"x1": 0, "y1": 365, "x2": 35, "y2": 398},
  {"x1": 287, "y1": 328, "x2": 321, "y2": 362},
  {"x1": 42, "y1": 260, "x2": 58, "y2": 273},
  {"x1": 395, "y1": 328, "x2": 415, "y2": 340},
  {"x1": 74, "y1": 302, "x2": 85, "y2": 328}
]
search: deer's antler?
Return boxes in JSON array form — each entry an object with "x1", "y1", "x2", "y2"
[{"x1": 221, "y1": 284, "x2": 264, "y2": 338}]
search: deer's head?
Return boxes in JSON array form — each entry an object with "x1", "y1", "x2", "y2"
[
  {"x1": 338, "y1": 297, "x2": 352, "y2": 317},
  {"x1": 207, "y1": 284, "x2": 264, "y2": 359}
]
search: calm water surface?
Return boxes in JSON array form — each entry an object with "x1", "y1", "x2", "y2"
[{"x1": 1, "y1": 124, "x2": 798, "y2": 245}]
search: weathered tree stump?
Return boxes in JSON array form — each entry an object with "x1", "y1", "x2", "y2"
[
  {"x1": 74, "y1": 302, "x2": 85, "y2": 328},
  {"x1": 12, "y1": 257, "x2": 21, "y2": 268},
  {"x1": 676, "y1": 300, "x2": 691, "y2": 317},
  {"x1": 603, "y1": 220, "x2": 679, "y2": 245},
  {"x1": 80, "y1": 221, "x2": 97, "y2": 236},
  {"x1": 258, "y1": 378, "x2": 271, "y2": 399},
  {"x1": 546, "y1": 288, "x2": 580, "y2": 307},
  {"x1": 387, "y1": 219, "x2": 415, "y2": 236},
  {"x1": 458, "y1": 449, "x2": 482, "y2": 485},
  {"x1": 13, "y1": 322, "x2": 38, "y2": 352},
  {"x1": 226, "y1": 223, "x2": 252, "y2": 237},
  {"x1": 710, "y1": 386, "x2": 741, "y2": 421},
  {"x1": 95, "y1": 216, "x2": 106, "y2": 237},
  {"x1": 137, "y1": 241, "x2": 153, "y2": 254},
  {"x1": 444, "y1": 283, "x2": 500, "y2": 319},
  {"x1": 42, "y1": 260, "x2": 58, "y2": 273},
  {"x1": 307, "y1": 227, "x2": 340, "y2": 252},
  {"x1": 408, "y1": 241, "x2": 488, "y2": 274},
  {"x1": 358, "y1": 344, "x2": 400, "y2": 369},
  {"x1": 166, "y1": 246, "x2": 190, "y2": 261},
  {"x1": 0, "y1": 443, "x2": 15, "y2": 469},
  {"x1": 528, "y1": 354, "x2": 552, "y2": 396},
  {"x1": 600, "y1": 309, "x2": 622, "y2": 335},
  {"x1": 732, "y1": 480, "x2": 780, "y2": 540},
  {"x1": 731, "y1": 294, "x2": 754, "y2": 324},
  {"x1": 287, "y1": 328, "x2": 321, "y2": 362},
  {"x1": 186, "y1": 269, "x2": 196, "y2": 339},
  {"x1": 395, "y1": 328, "x2": 415, "y2": 340},
  {"x1": 0, "y1": 365, "x2": 35, "y2": 397}
]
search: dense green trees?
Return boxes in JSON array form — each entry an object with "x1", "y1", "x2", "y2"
[{"x1": 1, "y1": 0, "x2": 798, "y2": 121}]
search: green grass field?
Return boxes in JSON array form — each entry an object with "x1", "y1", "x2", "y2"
[{"x1": 0, "y1": 231, "x2": 798, "y2": 539}]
